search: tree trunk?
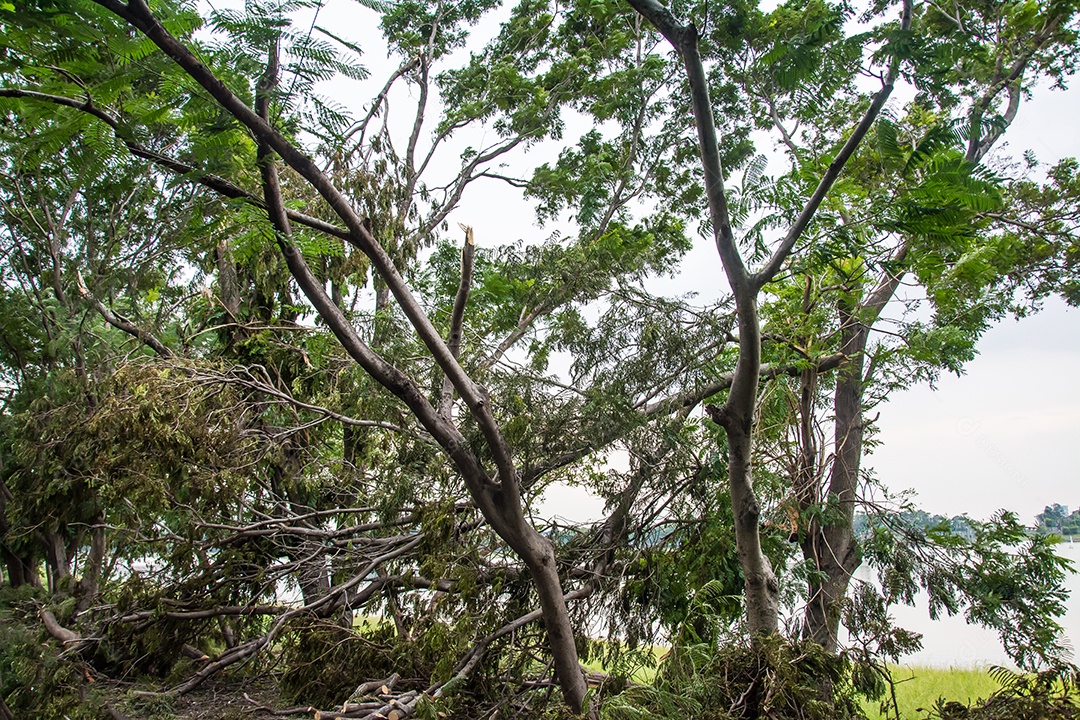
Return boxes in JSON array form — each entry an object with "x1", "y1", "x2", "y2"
[
  {"x1": 269, "y1": 444, "x2": 332, "y2": 608},
  {"x1": 46, "y1": 530, "x2": 71, "y2": 593},
  {"x1": 710, "y1": 295, "x2": 780, "y2": 636},
  {"x1": 216, "y1": 239, "x2": 240, "y2": 319},
  {"x1": 76, "y1": 516, "x2": 106, "y2": 613},
  {"x1": 1, "y1": 549, "x2": 39, "y2": 588},
  {"x1": 0, "y1": 481, "x2": 39, "y2": 588},
  {"x1": 515, "y1": 529, "x2": 589, "y2": 712},
  {"x1": 728, "y1": 420, "x2": 780, "y2": 635},
  {"x1": 801, "y1": 304, "x2": 866, "y2": 650},
  {"x1": 620, "y1": 0, "x2": 902, "y2": 638}
]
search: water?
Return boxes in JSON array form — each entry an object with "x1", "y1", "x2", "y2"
[{"x1": 851, "y1": 542, "x2": 1080, "y2": 668}]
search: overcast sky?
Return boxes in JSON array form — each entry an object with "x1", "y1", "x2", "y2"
[{"x1": 872, "y1": 298, "x2": 1080, "y2": 522}]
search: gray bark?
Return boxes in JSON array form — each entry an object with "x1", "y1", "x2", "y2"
[
  {"x1": 800, "y1": 309, "x2": 866, "y2": 650},
  {"x1": 801, "y1": 256, "x2": 908, "y2": 649},
  {"x1": 76, "y1": 516, "x2": 106, "y2": 614}
]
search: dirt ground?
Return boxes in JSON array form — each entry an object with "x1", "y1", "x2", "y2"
[{"x1": 100, "y1": 678, "x2": 319, "y2": 720}]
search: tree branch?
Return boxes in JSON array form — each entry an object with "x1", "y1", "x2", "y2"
[
  {"x1": 964, "y1": 18, "x2": 1060, "y2": 163},
  {"x1": 340, "y1": 55, "x2": 421, "y2": 153},
  {"x1": 754, "y1": 0, "x2": 913, "y2": 289},
  {"x1": 524, "y1": 353, "x2": 847, "y2": 485},
  {"x1": 440, "y1": 224, "x2": 475, "y2": 420},
  {"x1": 201, "y1": 366, "x2": 435, "y2": 444},
  {"x1": 92, "y1": 0, "x2": 523, "y2": 502},
  {"x1": 76, "y1": 271, "x2": 173, "y2": 358},
  {"x1": 0, "y1": 88, "x2": 350, "y2": 241},
  {"x1": 40, "y1": 608, "x2": 81, "y2": 645},
  {"x1": 625, "y1": 0, "x2": 747, "y2": 293}
]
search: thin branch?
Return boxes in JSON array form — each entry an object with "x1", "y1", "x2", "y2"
[
  {"x1": 965, "y1": 15, "x2": 1061, "y2": 162},
  {"x1": 339, "y1": 55, "x2": 421, "y2": 153},
  {"x1": 862, "y1": 240, "x2": 911, "y2": 319},
  {"x1": 412, "y1": 133, "x2": 531, "y2": 246},
  {"x1": 76, "y1": 271, "x2": 173, "y2": 358},
  {"x1": 202, "y1": 367, "x2": 435, "y2": 444},
  {"x1": 525, "y1": 352, "x2": 847, "y2": 485},
  {"x1": 0, "y1": 88, "x2": 351, "y2": 241},
  {"x1": 476, "y1": 171, "x2": 530, "y2": 188},
  {"x1": 440, "y1": 224, "x2": 475, "y2": 420},
  {"x1": 645, "y1": 352, "x2": 847, "y2": 416}
]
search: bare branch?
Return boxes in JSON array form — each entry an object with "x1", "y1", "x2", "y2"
[
  {"x1": 40, "y1": 608, "x2": 80, "y2": 644},
  {"x1": 204, "y1": 366, "x2": 435, "y2": 444},
  {"x1": 340, "y1": 55, "x2": 421, "y2": 155},
  {"x1": 440, "y1": 224, "x2": 475, "y2": 419}
]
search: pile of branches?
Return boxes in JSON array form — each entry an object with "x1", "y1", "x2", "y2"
[{"x1": 3, "y1": 449, "x2": 660, "y2": 718}]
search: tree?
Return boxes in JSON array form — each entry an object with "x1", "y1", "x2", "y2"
[
  {"x1": 619, "y1": 0, "x2": 915, "y2": 636},
  {"x1": 0, "y1": 0, "x2": 712, "y2": 710},
  {"x1": 621, "y1": 0, "x2": 1079, "y2": 647},
  {"x1": 775, "y1": 0, "x2": 1080, "y2": 650}
]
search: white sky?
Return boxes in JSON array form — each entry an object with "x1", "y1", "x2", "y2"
[
  {"x1": 868, "y1": 77, "x2": 1080, "y2": 524},
  {"x1": 873, "y1": 297, "x2": 1080, "y2": 522}
]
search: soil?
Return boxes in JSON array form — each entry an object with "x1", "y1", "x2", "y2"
[{"x1": 100, "y1": 677, "x2": 319, "y2": 720}]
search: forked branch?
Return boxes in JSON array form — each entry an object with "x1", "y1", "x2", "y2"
[{"x1": 76, "y1": 271, "x2": 173, "y2": 359}]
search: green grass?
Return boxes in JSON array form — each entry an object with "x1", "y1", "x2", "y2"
[
  {"x1": 582, "y1": 645, "x2": 669, "y2": 684},
  {"x1": 862, "y1": 665, "x2": 1002, "y2": 719}
]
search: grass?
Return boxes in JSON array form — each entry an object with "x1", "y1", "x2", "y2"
[
  {"x1": 581, "y1": 644, "x2": 669, "y2": 684},
  {"x1": 579, "y1": 645, "x2": 1006, "y2": 718},
  {"x1": 862, "y1": 665, "x2": 1002, "y2": 719}
]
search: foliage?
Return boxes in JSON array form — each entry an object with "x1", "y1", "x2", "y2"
[
  {"x1": 0, "y1": 587, "x2": 106, "y2": 718},
  {"x1": 602, "y1": 635, "x2": 868, "y2": 720},
  {"x1": 858, "y1": 509, "x2": 1074, "y2": 670}
]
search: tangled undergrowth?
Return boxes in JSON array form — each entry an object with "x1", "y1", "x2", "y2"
[
  {"x1": 3, "y1": 586, "x2": 1079, "y2": 720},
  {"x1": 601, "y1": 636, "x2": 866, "y2": 720}
]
